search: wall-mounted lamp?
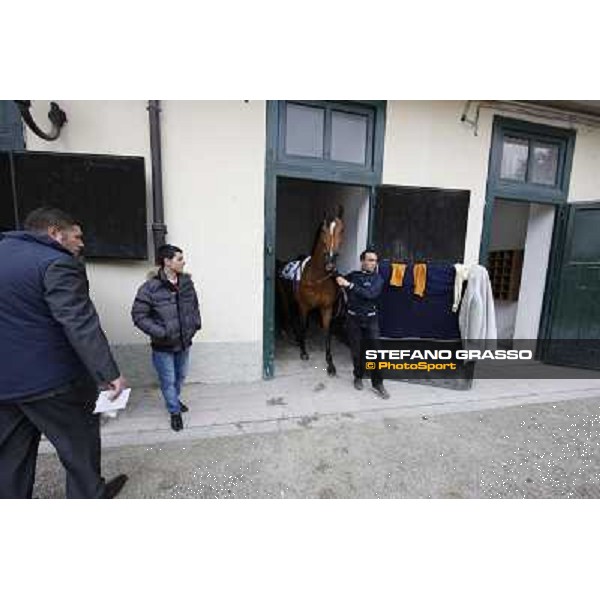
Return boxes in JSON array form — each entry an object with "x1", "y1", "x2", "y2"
[{"x1": 14, "y1": 100, "x2": 67, "y2": 141}]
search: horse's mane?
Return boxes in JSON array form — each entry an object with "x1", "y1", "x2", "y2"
[{"x1": 310, "y1": 220, "x2": 325, "y2": 256}]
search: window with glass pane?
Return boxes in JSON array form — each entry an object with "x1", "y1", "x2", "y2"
[
  {"x1": 531, "y1": 142, "x2": 559, "y2": 185},
  {"x1": 285, "y1": 104, "x2": 324, "y2": 158},
  {"x1": 331, "y1": 111, "x2": 368, "y2": 164},
  {"x1": 500, "y1": 136, "x2": 529, "y2": 181}
]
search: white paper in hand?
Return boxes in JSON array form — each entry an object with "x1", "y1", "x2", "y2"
[{"x1": 94, "y1": 388, "x2": 131, "y2": 414}]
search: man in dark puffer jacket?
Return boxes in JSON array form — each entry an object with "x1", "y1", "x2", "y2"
[
  {"x1": 131, "y1": 244, "x2": 201, "y2": 432},
  {"x1": 0, "y1": 207, "x2": 128, "y2": 499}
]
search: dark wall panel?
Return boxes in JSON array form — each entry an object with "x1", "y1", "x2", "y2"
[
  {"x1": 373, "y1": 185, "x2": 470, "y2": 263},
  {"x1": 2, "y1": 150, "x2": 147, "y2": 259},
  {"x1": 0, "y1": 153, "x2": 16, "y2": 232}
]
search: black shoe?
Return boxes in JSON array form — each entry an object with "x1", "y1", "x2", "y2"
[
  {"x1": 353, "y1": 377, "x2": 364, "y2": 391},
  {"x1": 371, "y1": 384, "x2": 390, "y2": 399},
  {"x1": 171, "y1": 413, "x2": 183, "y2": 431},
  {"x1": 180, "y1": 402, "x2": 189, "y2": 413},
  {"x1": 104, "y1": 474, "x2": 128, "y2": 499}
]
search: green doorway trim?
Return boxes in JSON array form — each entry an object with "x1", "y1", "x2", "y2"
[
  {"x1": 479, "y1": 116, "x2": 576, "y2": 265},
  {"x1": 478, "y1": 115, "x2": 576, "y2": 355},
  {"x1": 0, "y1": 101, "x2": 25, "y2": 151},
  {"x1": 539, "y1": 202, "x2": 600, "y2": 367},
  {"x1": 263, "y1": 101, "x2": 386, "y2": 379}
]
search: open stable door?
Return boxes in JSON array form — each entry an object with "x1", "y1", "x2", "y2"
[{"x1": 541, "y1": 202, "x2": 600, "y2": 369}]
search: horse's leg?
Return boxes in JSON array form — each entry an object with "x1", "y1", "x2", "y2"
[
  {"x1": 298, "y1": 303, "x2": 310, "y2": 360},
  {"x1": 321, "y1": 305, "x2": 336, "y2": 376}
]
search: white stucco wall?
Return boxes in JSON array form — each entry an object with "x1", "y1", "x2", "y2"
[
  {"x1": 382, "y1": 101, "x2": 600, "y2": 264},
  {"x1": 488, "y1": 200, "x2": 530, "y2": 341},
  {"x1": 21, "y1": 100, "x2": 600, "y2": 381},
  {"x1": 160, "y1": 101, "x2": 266, "y2": 343},
  {"x1": 26, "y1": 101, "x2": 153, "y2": 346},
  {"x1": 514, "y1": 203, "x2": 556, "y2": 340},
  {"x1": 568, "y1": 124, "x2": 600, "y2": 202},
  {"x1": 26, "y1": 100, "x2": 266, "y2": 383},
  {"x1": 382, "y1": 101, "x2": 495, "y2": 264}
]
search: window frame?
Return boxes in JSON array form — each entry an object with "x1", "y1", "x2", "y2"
[
  {"x1": 489, "y1": 117, "x2": 576, "y2": 204},
  {"x1": 277, "y1": 100, "x2": 376, "y2": 173}
]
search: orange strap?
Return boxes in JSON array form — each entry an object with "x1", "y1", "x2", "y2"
[
  {"x1": 390, "y1": 262, "x2": 407, "y2": 287},
  {"x1": 413, "y1": 263, "x2": 427, "y2": 297}
]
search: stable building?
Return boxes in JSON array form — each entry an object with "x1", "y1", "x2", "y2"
[{"x1": 1, "y1": 100, "x2": 599, "y2": 384}]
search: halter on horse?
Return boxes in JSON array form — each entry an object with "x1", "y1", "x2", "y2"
[{"x1": 295, "y1": 206, "x2": 344, "y2": 375}]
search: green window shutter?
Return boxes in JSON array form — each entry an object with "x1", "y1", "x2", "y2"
[{"x1": 0, "y1": 101, "x2": 24, "y2": 150}]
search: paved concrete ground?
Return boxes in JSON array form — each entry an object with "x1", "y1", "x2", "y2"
[
  {"x1": 32, "y1": 338, "x2": 600, "y2": 498},
  {"x1": 33, "y1": 394, "x2": 600, "y2": 498}
]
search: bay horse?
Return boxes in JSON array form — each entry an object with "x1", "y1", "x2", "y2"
[{"x1": 296, "y1": 207, "x2": 345, "y2": 376}]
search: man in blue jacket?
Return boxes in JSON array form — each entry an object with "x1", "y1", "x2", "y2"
[
  {"x1": 336, "y1": 248, "x2": 390, "y2": 399},
  {"x1": 0, "y1": 207, "x2": 128, "y2": 498}
]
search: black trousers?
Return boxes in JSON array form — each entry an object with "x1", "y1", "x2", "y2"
[
  {"x1": 0, "y1": 380, "x2": 106, "y2": 499},
  {"x1": 346, "y1": 314, "x2": 383, "y2": 385}
]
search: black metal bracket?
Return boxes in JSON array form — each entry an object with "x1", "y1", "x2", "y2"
[{"x1": 14, "y1": 100, "x2": 67, "y2": 141}]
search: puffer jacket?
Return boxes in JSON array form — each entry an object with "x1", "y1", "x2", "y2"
[{"x1": 131, "y1": 268, "x2": 202, "y2": 352}]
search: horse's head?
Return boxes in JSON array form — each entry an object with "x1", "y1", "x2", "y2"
[{"x1": 320, "y1": 206, "x2": 344, "y2": 272}]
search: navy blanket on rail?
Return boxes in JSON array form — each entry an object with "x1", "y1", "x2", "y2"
[{"x1": 378, "y1": 260, "x2": 460, "y2": 340}]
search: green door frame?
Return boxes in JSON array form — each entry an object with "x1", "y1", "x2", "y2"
[
  {"x1": 0, "y1": 101, "x2": 25, "y2": 151},
  {"x1": 478, "y1": 115, "x2": 576, "y2": 354},
  {"x1": 538, "y1": 201, "x2": 600, "y2": 365},
  {"x1": 479, "y1": 116, "x2": 576, "y2": 263},
  {"x1": 263, "y1": 100, "x2": 387, "y2": 378}
]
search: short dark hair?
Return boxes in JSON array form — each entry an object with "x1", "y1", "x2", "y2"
[
  {"x1": 23, "y1": 207, "x2": 78, "y2": 232},
  {"x1": 360, "y1": 248, "x2": 378, "y2": 261},
  {"x1": 156, "y1": 244, "x2": 183, "y2": 267}
]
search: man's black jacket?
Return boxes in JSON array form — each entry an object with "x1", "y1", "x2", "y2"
[
  {"x1": 344, "y1": 269, "x2": 384, "y2": 317},
  {"x1": 0, "y1": 231, "x2": 120, "y2": 403}
]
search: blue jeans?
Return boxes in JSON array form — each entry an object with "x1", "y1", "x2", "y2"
[{"x1": 152, "y1": 349, "x2": 190, "y2": 414}]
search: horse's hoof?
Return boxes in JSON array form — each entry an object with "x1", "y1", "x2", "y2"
[
  {"x1": 301, "y1": 352, "x2": 309, "y2": 361},
  {"x1": 327, "y1": 365, "x2": 337, "y2": 376}
]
